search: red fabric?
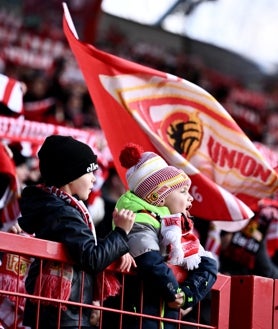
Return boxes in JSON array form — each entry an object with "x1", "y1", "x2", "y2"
[
  {"x1": 33, "y1": 261, "x2": 73, "y2": 310},
  {"x1": 0, "y1": 253, "x2": 32, "y2": 307},
  {"x1": 0, "y1": 115, "x2": 113, "y2": 169},
  {"x1": 119, "y1": 143, "x2": 144, "y2": 168},
  {"x1": 167, "y1": 264, "x2": 188, "y2": 284},
  {"x1": 0, "y1": 74, "x2": 23, "y2": 115},
  {"x1": 161, "y1": 214, "x2": 201, "y2": 270},
  {"x1": 163, "y1": 214, "x2": 199, "y2": 259},
  {"x1": 223, "y1": 199, "x2": 277, "y2": 269},
  {"x1": 23, "y1": 97, "x2": 56, "y2": 121},
  {"x1": 261, "y1": 199, "x2": 278, "y2": 258},
  {"x1": 2, "y1": 79, "x2": 15, "y2": 106},
  {"x1": 0, "y1": 143, "x2": 16, "y2": 193},
  {"x1": 63, "y1": 5, "x2": 278, "y2": 224},
  {"x1": 94, "y1": 270, "x2": 121, "y2": 301},
  {"x1": 0, "y1": 143, "x2": 18, "y2": 226}
]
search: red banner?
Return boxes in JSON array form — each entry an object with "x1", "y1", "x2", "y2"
[{"x1": 0, "y1": 116, "x2": 112, "y2": 167}]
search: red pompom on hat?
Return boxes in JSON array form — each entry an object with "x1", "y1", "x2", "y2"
[
  {"x1": 119, "y1": 143, "x2": 190, "y2": 205},
  {"x1": 119, "y1": 143, "x2": 144, "y2": 169}
]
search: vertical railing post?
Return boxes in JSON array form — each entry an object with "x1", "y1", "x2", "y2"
[
  {"x1": 229, "y1": 275, "x2": 274, "y2": 329},
  {"x1": 210, "y1": 274, "x2": 231, "y2": 329},
  {"x1": 273, "y1": 279, "x2": 278, "y2": 329}
]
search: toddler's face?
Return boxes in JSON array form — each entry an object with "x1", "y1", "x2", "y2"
[{"x1": 163, "y1": 181, "x2": 193, "y2": 215}]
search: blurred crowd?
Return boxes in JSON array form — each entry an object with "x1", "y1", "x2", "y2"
[{"x1": 1, "y1": 6, "x2": 278, "y2": 328}]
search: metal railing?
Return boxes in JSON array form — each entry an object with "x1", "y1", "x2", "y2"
[{"x1": 4, "y1": 231, "x2": 274, "y2": 328}]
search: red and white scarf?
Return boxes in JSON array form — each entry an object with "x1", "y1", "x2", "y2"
[
  {"x1": 161, "y1": 213, "x2": 201, "y2": 271},
  {"x1": 42, "y1": 185, "x2": 97, "y2": 242}
]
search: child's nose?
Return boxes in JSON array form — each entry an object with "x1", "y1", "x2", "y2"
[{"x1": 91, "y1": 172, "x2": 97, "y2": 182}]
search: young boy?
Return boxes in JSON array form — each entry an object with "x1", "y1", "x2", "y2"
[
  {"x1": 115, "y1": 143, "x2": 218, "y2": 329},
  {"x1": 17, "y1": 135, "x2": 135, "y2": 329}
]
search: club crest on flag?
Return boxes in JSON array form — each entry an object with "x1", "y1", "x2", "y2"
[
  {"x1": 163, "y1": 111, "x2": 203, "y2": 160},
  {"x1": 99, "y1": 73, "x2": 277, "y2": 204},
  {"x1": 100, "y1": 73, "x2": 204, "y2": 160}
]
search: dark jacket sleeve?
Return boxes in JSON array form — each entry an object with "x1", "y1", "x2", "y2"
[
  {"x1": 44, "y1": 211, "x2": 129, "y2": 274},
  {"x1": 135, "y1": 250, "x2": 179, "y2": 302},
  {"x1": 83, "y1": 227, "x2": 130, "y2": 273}
]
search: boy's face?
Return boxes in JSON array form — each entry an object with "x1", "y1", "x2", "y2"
[
  {"x1": 66, "y1": 171, "x2": 96, "y2": 201},
  {"x1": 163, "y1": 181, "x2": 193, "y2": 215}
]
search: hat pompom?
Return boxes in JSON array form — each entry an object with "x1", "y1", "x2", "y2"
[{"x1": 119, "y1": 143, "x2": 144, "y2": 169}]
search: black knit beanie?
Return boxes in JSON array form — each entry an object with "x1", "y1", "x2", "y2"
[{"x1": 38, "y1": 135, "x2": 98, "y2": 187}]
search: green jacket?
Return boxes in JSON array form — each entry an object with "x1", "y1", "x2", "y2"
[{"x1": 116, "y1": 190, "x2": 170, "y2": 258}]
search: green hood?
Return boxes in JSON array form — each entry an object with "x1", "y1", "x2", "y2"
[{"x1": 116, "y1": 191, "x2": 170, "y2": 229}]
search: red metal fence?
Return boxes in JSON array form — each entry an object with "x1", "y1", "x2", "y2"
[{"x1": 0, "y1": 231, "x2": 277, "y2": 329}]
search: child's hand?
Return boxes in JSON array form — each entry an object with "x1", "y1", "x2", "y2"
[
  {"x1": 118, "y1": 253, "x2": 137, "y2": 272},
  {"x1": 90, "y1": 301, "x2": 100, "y2": 327},
  {"x1": 167, "y1": 291, "x2": 185, "y2": 309},
  {"x1": 8, "y1": 222, "x2": 23, "y2": 234},
  {"x1": 113, "y1": 208, "x2": 135, "y2": 234}
]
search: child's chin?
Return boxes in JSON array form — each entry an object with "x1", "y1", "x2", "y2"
[{"x1": 185, "y1": 210, "x2": 192, "y2": 218}]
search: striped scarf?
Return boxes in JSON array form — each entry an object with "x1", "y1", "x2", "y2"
[{"x1": 42, "y1": 185, "x2": 97, "y2": 241}]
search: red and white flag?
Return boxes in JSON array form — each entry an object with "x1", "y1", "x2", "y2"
[
  {"x1": 62, "y1": 4, "x2": 278, "y2": 223},
  {"x1": 0, "y1": 74, "x2": 23, "y2": 115}
]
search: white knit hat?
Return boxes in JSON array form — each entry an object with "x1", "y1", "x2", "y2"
[{"x1": 119, "y1": 143, "x2": 190, "y2": 205}]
